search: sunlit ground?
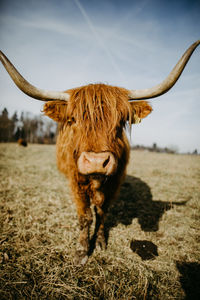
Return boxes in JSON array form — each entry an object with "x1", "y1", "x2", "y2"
[{"x1": 0, "y1": 143, "x2": 200, "y2": 299}]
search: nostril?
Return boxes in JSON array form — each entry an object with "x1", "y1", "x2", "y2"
[
  {"x1": 103, "y1": 155, "x2": 110, "y2": 168},
  {"x1": 83, "y1": 155, "x2": 90, "y2": 164}
]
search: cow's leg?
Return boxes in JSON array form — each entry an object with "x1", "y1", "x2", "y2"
[
  {"x1": 73, "y1": 194, "x2": 93, "y2": 265},
  {"x1": 95, "y1": 205, "x2": 107, "y2": 250},
  {"x1": 93, "y1": 177, "x2": 122, "y2": 250}
]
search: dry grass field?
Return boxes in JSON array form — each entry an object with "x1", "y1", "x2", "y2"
[{"x1": 0, "y1": 143, "x2": 200, "y2": 299}]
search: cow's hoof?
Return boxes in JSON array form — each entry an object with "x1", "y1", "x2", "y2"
[
  {"x1": 96, "y1": 235, "x2": 107, "y2": 250},
  {"x1": 74, "y1": 250, "x2": 88, "y2": 266}
]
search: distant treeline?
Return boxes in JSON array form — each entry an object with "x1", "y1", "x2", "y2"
[
  {"x1": 131, "y1": 143, "x2": 177, "y2": 154},
  {"x1": 0, "y1": 108, "x2": 57, "y2": 144},
  {"x1": 1, "y1": 108, "x2": 198, "y2": 154},
  {"x1": 131, "y1": 143, "x2": 198, "y2": 155}
]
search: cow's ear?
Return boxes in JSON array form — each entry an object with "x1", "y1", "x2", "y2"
[
  {"x1": 129, "y1": 101, "x2": 152, "y2": 124},
  {"x1": 43, "y1": 101, "x2": 68, "y2": 122}
]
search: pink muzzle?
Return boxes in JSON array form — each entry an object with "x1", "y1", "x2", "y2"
[{"x1": 77, "y1": 152, "x2": 117, "y2": 175}]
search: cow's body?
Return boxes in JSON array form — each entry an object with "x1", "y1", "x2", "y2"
[
  {"x1": 1, "y1": 40, "x2": 199, "y2": 265},
  {"x1": 43, "y1": 84, "x2": 151, "y2": 264},
  {"x1": 18, "y1": 138, "x2": 27, "y2": 147}
]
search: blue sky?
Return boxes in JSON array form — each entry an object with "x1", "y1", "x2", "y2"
[{"x1": 0, "y1": 0, "x2": 200, "y2": 152}]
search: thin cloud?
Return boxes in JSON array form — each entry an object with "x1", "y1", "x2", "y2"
[
  {"x1": 0, "y1": 14, "x2": 92, "y2": 41},
  {"x1": 74, "y1": 0, "x2": 125, "y2": 81}
]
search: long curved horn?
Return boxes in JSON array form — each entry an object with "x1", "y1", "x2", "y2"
[
  {"x1": 0, "y1": 51, "x2": 70, "y2": 101},
  {"x1": 128, "y1": 40, "x2": 200, "y2": 101}
]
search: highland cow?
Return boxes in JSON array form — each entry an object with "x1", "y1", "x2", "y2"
[
  {"x1": 18, "y1": 138, "x2": 27, "y2": 147},
  {"x1": 0, "y1": 40, "x2": 199, "y2": 265}
]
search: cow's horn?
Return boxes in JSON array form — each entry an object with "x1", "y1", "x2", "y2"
[
  {"x1": 0, "y1": 51, "x2": 70, "y2": 101},
  {"x1": 128, "y1": 40, "x2": 200, "y2": 101}
]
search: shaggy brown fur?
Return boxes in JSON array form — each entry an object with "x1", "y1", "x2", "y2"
[{"x1": 43, "y1": 83, "x2": 152, "y2": 265}]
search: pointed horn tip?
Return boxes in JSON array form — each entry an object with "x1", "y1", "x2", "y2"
[
  {"x1": 0, "y1": 50, "x2": 70, "y2": 102},
  {"x1": 128, "y1": 39, "x2": 200, "y2": 101},
  {"x1": 0, "y1": 50, "x2": 9, "y2": 60},
  {"x1": 0, "y1": 50, "x2": 7, "y2": 62}
]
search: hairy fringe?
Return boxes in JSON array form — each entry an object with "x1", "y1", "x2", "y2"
[{"x1": 67, "y1": 84, "x2": 132, "y2": 134}]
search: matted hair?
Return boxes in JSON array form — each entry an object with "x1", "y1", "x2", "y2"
[{"x1": 66, "y1": 83, "x2": 132, "y2": 134}]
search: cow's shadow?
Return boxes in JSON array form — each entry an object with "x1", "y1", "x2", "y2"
[
  {"x1": 104, "y1": 175, "x2": 187, "y2": 247},
  {"x1": 176, "y1": 261, "x2": 200, "y2": 300},
  {"x1": 89, "y1": 175, "x2": 187, "y2": 259}
]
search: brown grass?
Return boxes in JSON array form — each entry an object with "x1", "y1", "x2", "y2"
[{"x1": 0, "y1": 143, "x2": 200, "y2": 299}]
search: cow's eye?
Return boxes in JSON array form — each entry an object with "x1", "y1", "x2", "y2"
[{"x1": 67, "y1": 117, "x2": 76, "y2": 125}]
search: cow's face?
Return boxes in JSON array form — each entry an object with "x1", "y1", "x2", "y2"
[{"x1": 43, "y1": 84, "x2": 152, "y2": 176}]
